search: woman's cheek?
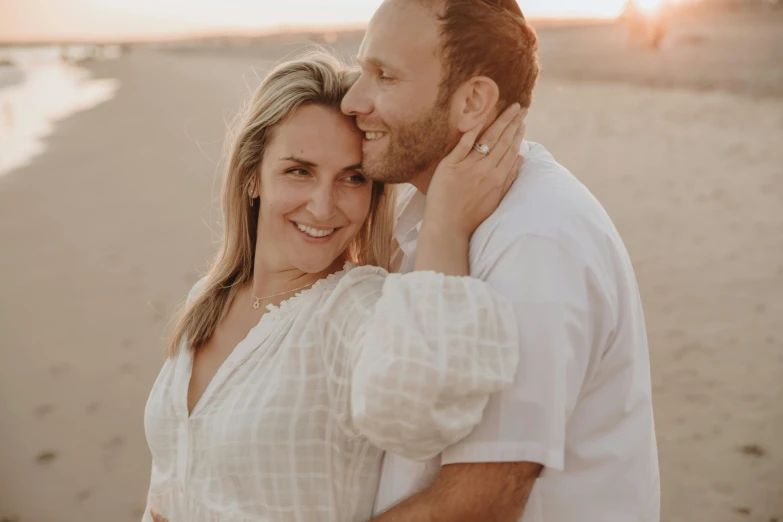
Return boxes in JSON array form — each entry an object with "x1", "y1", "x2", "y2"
[{"x1": 344, "y1": 186, "x2": 373, "y2": 226}]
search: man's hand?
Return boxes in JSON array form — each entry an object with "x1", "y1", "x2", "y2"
[{"x1": 372, "y1": 461, "x2": 542, "y2": 522}]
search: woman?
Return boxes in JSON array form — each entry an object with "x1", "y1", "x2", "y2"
[{"x1": 144, "y1": 52, "x2": 525, "y2": 522}]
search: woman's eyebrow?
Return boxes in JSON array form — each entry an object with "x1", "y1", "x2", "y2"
[
  {"x1": 281, "y1": 156, "x2": 363, "y2": 173},
  {"x1": 280, "y1": 155, "x2": 317, "y2": 167},
  {"x1": 342, "y1": 163, "x2": 363, "y2": 172}
]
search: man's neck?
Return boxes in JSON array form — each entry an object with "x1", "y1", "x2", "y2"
[{"x1": 409, "y1": 167, "x2": 436, "y2": 195}]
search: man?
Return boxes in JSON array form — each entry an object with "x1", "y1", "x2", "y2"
[{"x1": 341, "y1": 0, "x2": 661, "y2": 520}]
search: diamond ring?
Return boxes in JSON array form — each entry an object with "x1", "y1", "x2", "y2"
[{"x1": 473, "y1": 143, "x2": 490, "y2": 155}]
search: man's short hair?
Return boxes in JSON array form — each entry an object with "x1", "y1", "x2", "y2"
[{"x1": 426, "y1": 0, "x2": 540, "y2": 110}]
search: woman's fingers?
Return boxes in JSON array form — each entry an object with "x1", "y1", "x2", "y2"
[
  {"x1": 446, "y1": 118, "x2": 486, "y2": 164},
  {"x1": 472, "y1": 102, "x2": 521, "y2": 156},
  {"x1": 446, "y1": 102, "x2": 522, "y2": 165},
  {"x1": 488, "y1": 112, "x2": 524, "y2": 166},
  {"x1": 496, "y1": 123, "x2": 526, "y2": 174}
]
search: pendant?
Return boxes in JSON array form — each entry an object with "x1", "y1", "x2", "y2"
[{"x1": 252, "y1": 297, "x2": 261, "y2": 310}]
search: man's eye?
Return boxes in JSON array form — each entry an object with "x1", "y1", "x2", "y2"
[{"x1": 379, "y1": 73, "x2": 394, "y2": 82}]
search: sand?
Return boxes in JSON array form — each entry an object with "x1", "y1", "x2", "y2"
[{"x1": 1, "y1": 8, "x2": 781, "y2": 522}]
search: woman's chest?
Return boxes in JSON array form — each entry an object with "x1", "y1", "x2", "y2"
[{"x1": 145, "y1": 333, "x2": 354, "y2": 473}]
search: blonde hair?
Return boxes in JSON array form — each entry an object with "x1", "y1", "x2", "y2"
[{"x1": 166, "y1": 51, "x2": 397, "y2": 358}]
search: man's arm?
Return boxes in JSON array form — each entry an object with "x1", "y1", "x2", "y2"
[
  {"x1": 371, "y1": 462, "x2": 542, "y2": 522},
  {"x1": 372, "y1": 232, "x2": 598, "y2": 521}
]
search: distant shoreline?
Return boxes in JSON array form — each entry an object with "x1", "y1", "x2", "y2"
[
  {"x1": 0, "y1": 60, "x2": 119, "y2": 177},
  {"x1": 0, "y1": 19, "x2": 611, "y2": 46}
]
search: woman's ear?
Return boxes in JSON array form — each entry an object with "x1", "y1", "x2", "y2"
[
  {"x1": 248, "y1": 170, "x2": 261, "y2": 199},
  {"x1": 452, "y1": 76, "x2": 500, "y2": 134}
]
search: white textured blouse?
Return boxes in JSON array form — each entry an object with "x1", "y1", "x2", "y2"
[{"x1": 143, "y1": 263, "x2": 519, "y2": 522}]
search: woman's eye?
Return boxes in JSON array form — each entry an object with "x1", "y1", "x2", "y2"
[
  {"x1": 346, "y1": 172, "x2": 367, "y2": 185},
  {"x1": 287, "y1": 168, "x2": 309, "y2": 177}
]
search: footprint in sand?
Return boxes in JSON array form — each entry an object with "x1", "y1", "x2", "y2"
[
  {"x1": 733, "y1": 507, "x2": 752, "y2": 516},
  {"x1": 666, "y1": 328, "x2": 686, "y2": 340},
  {"x1": 102, "y1": 436, "x2": 125, "y2": 451},
  {"x1": 35, "y1": 404, "x2": 54, "y2": 418},
  {"x1": 712, "y1": 481, "x2": 733, "y2": 495},
  {"x1": 120, "y1": 362, "x2": 136, "y2": 375},
  {"x1": 36, "y1": 450, "x2": 58, "y2": 465},
  {"x1": 147, "y1": 300, "x2": 165, "y2": 321},
  {"x1": 673, "y1": 342, "x2": 704, "y2": 362},
  {"x1": 75, "y1": 489, "x2": 92, "y2": 502},
  {"x1": 739, "y1": 443, "x2": 766, "y2": 457},
  {"x1": 49, "y1": 362, "x2": 69, "y2": 376},
  {"x1": 86, "y1": 401, "x2": 101, "y2": 414},
  {"x1": 100, "y1": 436, "x2": 125, "y2": 472}
]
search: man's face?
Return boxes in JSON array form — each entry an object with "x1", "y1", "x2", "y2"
[{"x1": 341, "y1": 0, "x2": 458, "y2": 184}]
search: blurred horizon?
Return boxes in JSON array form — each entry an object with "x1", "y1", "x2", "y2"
[{"x1": 1, "y1": 0, "x2": 677, "y2": 43}]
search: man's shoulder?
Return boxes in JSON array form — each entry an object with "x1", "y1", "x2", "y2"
[{"x1": 473, "y1": 142, "x2": 623, "y2": 262}]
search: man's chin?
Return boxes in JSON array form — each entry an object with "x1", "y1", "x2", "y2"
[
  {"x1": 362, "y1": 160, "x2": 403, "y2": 184},
  {"x1": 360, "y1": 151, "x2": 392, "y2": 182}
]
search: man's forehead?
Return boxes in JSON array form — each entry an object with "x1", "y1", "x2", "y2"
[{"x1": 359, "y1": 0, "x2": 441, "y2": 68}]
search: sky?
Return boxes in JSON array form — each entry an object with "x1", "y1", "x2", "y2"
[{"x1": 0, "y1": 0, "x2": 635, "y2": 42}]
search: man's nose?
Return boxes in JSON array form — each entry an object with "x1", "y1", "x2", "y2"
[{"x1": 341, "y1": 74, "x2": 372, "y2": 116}]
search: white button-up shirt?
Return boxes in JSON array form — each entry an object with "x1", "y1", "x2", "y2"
[{"x1": 374, "y1": 142, "x2": 661, "y2": 522}]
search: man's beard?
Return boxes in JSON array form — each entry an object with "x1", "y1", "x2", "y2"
[{"x1": 361, "y1": 103, "x2": 455, "y2": 184}]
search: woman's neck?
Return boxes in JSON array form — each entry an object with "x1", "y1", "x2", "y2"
[{"x1": 250, "y1": 255, "x2": 346, "y2": 305}]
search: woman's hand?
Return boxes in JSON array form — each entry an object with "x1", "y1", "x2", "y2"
[
  {"x1": 413, "y1": 103, "x2": 525, "y2": 276},
  {"x1": 423, "y1": 102, "x2": 525, "y2": 239},
  {"x1": 150, "y1": 509, "x2": 170, "y2": 522}
]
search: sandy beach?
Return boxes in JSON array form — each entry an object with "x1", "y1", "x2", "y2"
[{"x1": 1, "y1": 8, "x2": 781, "y2": 522}]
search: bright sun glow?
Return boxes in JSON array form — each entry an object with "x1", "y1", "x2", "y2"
[{"x1": 636, "y1": 0, "x2": 666, "y2": 12}]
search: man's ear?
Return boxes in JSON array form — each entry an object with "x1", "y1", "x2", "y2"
[{"x1": 452, "y1": 76, "x2": 500, "y2": 133}]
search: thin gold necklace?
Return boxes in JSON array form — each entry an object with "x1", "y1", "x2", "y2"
[{"x1": 251, "y1": 281, "x2": 315, "y2": 310}]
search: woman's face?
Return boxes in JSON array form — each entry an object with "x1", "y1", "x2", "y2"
[{"x1": 253, "y1": 104, "x2": 372, "y2": 275}]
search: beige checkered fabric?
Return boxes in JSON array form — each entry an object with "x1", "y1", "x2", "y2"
[{"x1": 143, "y1": 263, "x2": 518, "y2": 522}]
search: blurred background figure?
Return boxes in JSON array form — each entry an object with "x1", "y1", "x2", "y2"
[{"x1": 621, "y1": 0, "x2": 672, "y2": 49}]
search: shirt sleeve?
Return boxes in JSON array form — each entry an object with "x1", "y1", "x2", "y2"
[
  {"x1": 440, "y1": 235, "x2": 602, "y2": 471},
  {"x1": 317, "y1": 267, "x2": 520, "y2": 462},
  {"x1": 186, "y1": 276, "x2": 208, "y2": 304}
]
